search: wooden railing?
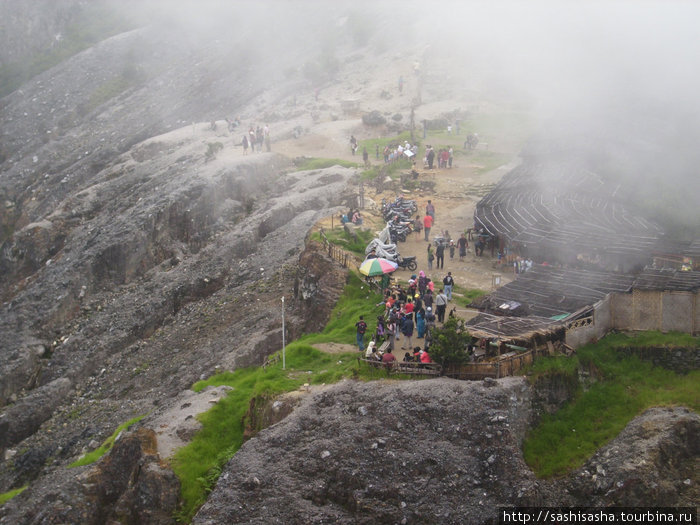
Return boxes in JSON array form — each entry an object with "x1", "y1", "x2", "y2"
[
  {"x1": 317, "y1": 228, "x2": 386, "y2": 292},
  {"x1": 443, "y1": 347, "x2": 543, "y2": 380},
  {"x1": 318, "y1": 228, "x2": 362, "y2": 269}
]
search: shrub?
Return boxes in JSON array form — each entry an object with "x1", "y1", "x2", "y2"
[
  {"x1": 428, "y1": 317, "x2": 472, "y2": 367},
  {"x1": 205, "y1": 142, "x2": 224, "y2": 162},
  {"x1": 362, "y1": 110, "x2": 387, "y2": 126}
]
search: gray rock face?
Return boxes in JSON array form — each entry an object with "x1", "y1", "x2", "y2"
[
  {"x1": 0, "y1": 377, "x2": 72, "y2": 449},
  {"x1": 192, "y1": 380, "x2": 700, "y2": 525},
  {"x1": 565, "y1": 407, "x2": 700, "y2": 508},
  {"x1": 0, "y1": 428, "x2": 179, "y2": 525},
  {"x1": 194, "y1": 377, "x2": 541, "y2": 525},
  {"x1": 0, "y1": 4, "x2": 360, "y2": 500}
]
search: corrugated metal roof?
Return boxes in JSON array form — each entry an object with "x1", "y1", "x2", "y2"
[{"x1": 474, "y1": 160, "x2": 663, "y2": 258}]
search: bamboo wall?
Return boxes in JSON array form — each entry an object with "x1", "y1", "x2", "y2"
[
  {"x1": 612, "y1": 290, "x2": 698, "y2": 334},
  {"x1": 570, "y1": 290, "x2": 699, "y2": 348}
]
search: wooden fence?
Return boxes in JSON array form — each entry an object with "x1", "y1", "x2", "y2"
[
  {"x1": 443, "y1": 347, "x2": 543, "y2": 380},
  {"x1": 318, "y1": 228, "x2": 362, "y2": 269},
  {"x1": 317, "y1": 228, "x2": 387, "y2": 292}
]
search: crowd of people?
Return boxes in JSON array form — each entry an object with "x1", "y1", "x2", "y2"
[
  {"x1": 421, "y1": 145, "x2": 453, "y2": 169},
  {"x1": 241, "y1": 124, "x2": 271, "y2": 154},
  {"x1": 382, "y1": 140, "x2": 419, "y2": 164},
  {"x1": 355, "y1": 264, "x2": 460, "y2": 366}
]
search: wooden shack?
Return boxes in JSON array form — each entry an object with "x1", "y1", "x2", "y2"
[{"x1": 441, "y1": 313, "x2": 566, "y2": 380}]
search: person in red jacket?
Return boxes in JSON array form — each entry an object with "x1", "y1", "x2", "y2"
[
  {"x1": 423, "y1": 214, "x2": 433, "y2": 242},
  {"x1": 420, "y1": 349, "x2": 432, "y2": 363}
]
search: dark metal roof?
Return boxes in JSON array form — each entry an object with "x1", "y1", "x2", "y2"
[
  {"x1": 633, "y1": 268, "x2": 700, "y2": 292},
  {"x1": 465, "y1": 312, "x2": 562, "y2": 339},
  {"x1": 471, "y1": 265, "x2": 635, "y2": 318},
  {"x1": 474, "y1": 161, "x2": 663, "y2": 257},
  {"x1": 684, "y1": 240, "x2": 700, "y2": 259}
]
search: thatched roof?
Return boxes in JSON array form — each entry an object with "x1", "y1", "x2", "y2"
[
  {"x1": 465, "y1": 312, "x2": 562, "y2": 340},
  {"x1": 474, "y1": 161, "x2": 663, "y2": 259}
]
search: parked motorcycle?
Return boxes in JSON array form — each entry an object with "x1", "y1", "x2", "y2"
[{"x1": 397, "y1": 255, "x2": 418, "y2": 271}]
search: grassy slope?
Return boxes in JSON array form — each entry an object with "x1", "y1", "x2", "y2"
[
  {"x1": 523, "y1": 331, "x2": 699, "y2": 478},
  {"x1": 68, "y1": 415, "x2": 146, "y2": 468},
  {"x1": 171, "y1": 271, "x2": 388, "y2": 521}
]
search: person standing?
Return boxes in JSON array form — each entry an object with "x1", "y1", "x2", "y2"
[
  {"x1": 435, "y1": 242, "x2": 445, "y2": 269},
  {"x1": 457, "y1": 233, "x2": 468, "y2": 262},
  {"x1": 355, "y1": 315, "x2": 367, "y2": 351},
  {"x1": 448, "y1": 147, "x2": 453, "y2": 168},
  {"x1": 414, "y1": 214, "x2": 423, "y2": 239},
  {"x1": 443, "y1": 272, "x2": 454, "y2": 301},
  {"x1": 386, "y1": 317, "x2": 396, "y2": 352},
  {"x1": 427, "y1": 146, "x2": 435, "y2": 169},
  {"x1": 400, "y1": 314, "x2": 414, "y2": 350},
  {"x1": 242, "y1": 134, "x2": 249, "y2": 155},
  {"x1": 249, "y1": 128, "x2": 256, "y2": 153},
  {"x1": 426, "y1": 200, "x2": 435, "y2": 221},
  {"x1": 423, "y1": 288, "x2": 433, "y2": 312},
  {"x1": 423, "y1": 214, "x2": 433, "y2": 242},
  {"x1": 427, "y1": 243, "x2": 434, "y2": 270},
  {"x1": 416, "y1": 308, "x2": 426, "y2": 338},
  {"x1": 449, "y1": 240, "x2": 456, "y2": 260},
  {"x1": 436, "y1": 289, "x2": 448, "y2": 323}
]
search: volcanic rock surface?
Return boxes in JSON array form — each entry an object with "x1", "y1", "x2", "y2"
[{"x1": 0, "y1": 3, "x2": 697, "y2": 524}]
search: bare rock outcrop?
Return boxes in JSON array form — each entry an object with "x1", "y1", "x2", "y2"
[
  {"x1": 0, "y1": 428, "x2": 179, "y2": 525},
  {"x1": 564, "y1": 406, "x2": 699, "y2": 507},
  {"x1": 194, "y1": 377, "x2": 541, "y2": 525},
  {"x1": 0, "y1": 378, "x2": 72, "y2": 450}
]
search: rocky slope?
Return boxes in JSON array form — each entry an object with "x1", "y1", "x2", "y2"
[
  {"x1": 1, "y1": 3, "x2": 698, "y2": 523},
  {"x1": 0, "y1": 1, "x2": 370, "y2": 506},
  {"x1": 191, "y1": 379, "x2": 698, "y2": 525}
]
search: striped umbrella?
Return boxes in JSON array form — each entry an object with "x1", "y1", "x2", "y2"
[{"x1": 359, "y1": 257, "x2": 399, "y2": 277}]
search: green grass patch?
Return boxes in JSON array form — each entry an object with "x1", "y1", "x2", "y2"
[
  {"x1": 293, "y1": 157, "x2": 358, "y2": 171},
  {"x1": 523, "y1": 331, "x2": 700, "y2": 478},
  {"x1": 525, "y1": 353, "x2": 580, "y2": 382},
  {"x1": 452, "y1": 284, "x2": 487, "y2": 307},
  {"x1": 172, "y1": 271, "x2": 388, "y2": 521},
  {"x1": 458, "y1": 150, "x2": 513, "y2": 175},
  {"x1": 358, "y1": 130, "x2": 414, "y2": 153},
  {"x1": 359, "y1": 157, "x2": 413, "y2": 182},
  {"x1": 357, "y1": 132, "x2": 414, "y2": 182},
  {"x1": 68, "y1": 414, "x2": 145, "y2": 468},
  {"x1": 0, "y1": 485, "x2": 27, "y2": 506},
  {"x1": 311, "y1": 228, "x2": 376, "y2": 258}
]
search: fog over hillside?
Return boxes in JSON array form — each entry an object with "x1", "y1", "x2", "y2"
[
  {"x1": 2, "y1": 0, "x2": 698, "y2": 232},
  {"x1": 0, "y1": 1, "x2": 698, "y2": 523}
]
